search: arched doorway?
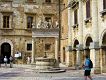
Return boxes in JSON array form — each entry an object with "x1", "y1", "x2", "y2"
[
  {"x1": 85, "y1": 37, "x2": 93, "y2": 57},
  {"x1": 1, "y1": 43, "x2": 11, "y2": 63},
  {"x1": 73, "y1": 40, "x2": 79, "y2": 66},
  {"x1": 101, "y1": 33, "x2": 106, "y2": 73}
]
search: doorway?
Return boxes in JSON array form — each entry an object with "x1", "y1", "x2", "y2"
[{"x1": 1, "y1": 43, "x2": 11, "y2": 63}]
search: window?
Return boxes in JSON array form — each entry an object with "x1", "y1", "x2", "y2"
[
  {"x1": 45, "y1": 16, "x2": 52, "y2": 28},
  {"x1": 74, "y1": 9, "x2": 78, "y2": 24},
  {"x1": 45, "y1": 44, "x2": 51, "y2": 51},
  {"x1": 103, "y1": 0, "x2": 106, "y2": 9},
  {"x1": 3, "y1": 16, "x2": 9, "y2": 28},
  {"x1": 86, "y1": 0, "x2": 90, "y2": 18},
  {"x1": 45, "y1": 17, "x2": 51, "y2": 22},
  {"x1": 27, "y1": 43, "x2": 32, "y2": 51},
  {"x1": 27, "y1": 16, "x2": 33, "y2": 28},
  {"x1": 45, "y1": 0, "x2": 51, "y2": 3}
]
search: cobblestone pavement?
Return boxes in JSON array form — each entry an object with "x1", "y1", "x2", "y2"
[{"x1": 0, "y1": 64, "x2": 106, "y2": 80}]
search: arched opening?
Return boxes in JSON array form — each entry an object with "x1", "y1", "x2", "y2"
[
  {"x1": 1, "y1": 43, "x2": 11, "y2": 63},
  {"x1": 85, "y1": 37, "x2": 93, "y2": 57},
  {"x1": 101, "y1": 33, "x2": 106, "y2": 73},
  {"x1": 73, "y1": 40, "x2": 79, "y2": 66}
]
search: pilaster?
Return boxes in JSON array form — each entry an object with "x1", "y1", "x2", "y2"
[
  {"x1": 31, "y1": 38, "x2": 35, "y2": 63},
  {"x1": 89, "y1": 42, "x2": 101, "y2": 74},
  {"x1": 92, "y1": 0, "x2": 98, "y2": 42},
  {"x1": 68, "y1": 1, "x2": 72, "y2": 44},
  {"x1": 65, "y1": 46, "x2": 72, "y2": 66},
  {"x1": 78, "y1": 0, "x2": 83, "y2": 44},
  {"x1": 76, "y1": 44, "x2": 83, "y2": 69},
  {"x1": 55, "y1": 37, "x2": 59, "y2": 67}
]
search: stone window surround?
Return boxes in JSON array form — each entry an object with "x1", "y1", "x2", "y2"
[
  {"x1": 0, "y1": 12, "x2": 13, "y2": 29},
  {"x1": 27, "y1": 16, "x2": 33, "y2": 28},
  {"x1": 25, "y1": 13, "x2": 36, "y2": 30}
]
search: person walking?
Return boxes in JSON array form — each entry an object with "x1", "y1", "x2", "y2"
[
  {"x1": 4, "y1": 56, "x2": 8, "y2": 68},
  {"x1": 83, "y1": 55, "x2": 93, "y2": 80},
  {"x1": 9, "y1": 56, "x2": 14, "y2": 68}
]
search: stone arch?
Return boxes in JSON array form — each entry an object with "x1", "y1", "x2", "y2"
[
  {"x1": 100, "y1": 30, "x2": 106, "y2": 73},
  {"x1": 73, "y1": 38, "x2": 79, "y2": 49},
  {"x1": 84, "y1": 36, "x2": 93, "y2": 57},
  {"x1": 73, "y1": 39, "x2": 79, "y2": 48},
  {"x1": 84, "y1": 34, "x2": 93, "y2": 48},
  {"x1": 72, "y1": 39, "x2": 79, "y2": 66},
  {"x1": 0, "y1": 39, "x2": 13, "y2": 56},
  {"x1": 100, "y1": 29, "x2": 106, "y2": 46}
]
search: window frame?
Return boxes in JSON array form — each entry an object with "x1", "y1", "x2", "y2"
[
  {"x1": 27, "y1": 43, "x2": 32, "y2": 51},
  {"x1": 1, "y1": 12, "x2": 13, "y2": 29}
]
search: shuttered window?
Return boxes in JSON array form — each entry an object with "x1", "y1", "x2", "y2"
[
  {"x1": 27, "y1": 16, "x2": 33, "y2": 28},
  {"x1": 86, "y1": 0, "x2": 90, "y2": 18},
  {"x1": 103, "y1": 0, "x2": 106, "y2": 9},
  {"x1": 74, "y1": 9, "x2": 78, "y2": 24},
  {"x1": 3, "y1": 16, "x2": 9, "y2": 28}
]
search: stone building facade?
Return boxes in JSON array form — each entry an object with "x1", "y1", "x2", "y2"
[
  {"x1": 60, "y1": 0, "x2": 106, "y2": 73},
  {"x1": 60, "y1": 0, "x2": 69, "y2": 66},
  {"x1": 0, "y1": 0, "x2": 59, "y2": 64}
]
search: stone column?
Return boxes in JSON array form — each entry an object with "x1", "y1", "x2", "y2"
[
  {"x1": 65, "y1": 46, "x2": 72, "y2": 66},
  {"x1": 76, "y1": 45, "x2": 83, "y2": 69},
  {"x1": 90, "y1": 42, "x2": 101, "y2": 74},
  {"x1": 55, "y1": 37, "x2": 59, "y2": 66},
  {"x1": 76, "y1": 50, "x2": 81, "y2": 69},
  {"x1": 90, "y1": 0, "x2": 100, "y2": 74},
  {"x1": 31, "y1": 38, "x2": 35, "y2": 63},
  {"x1": 72, "y1": 50, "x2": 76, "y2": 66}
]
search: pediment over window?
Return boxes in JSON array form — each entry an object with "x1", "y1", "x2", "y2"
[
  {"x1": 100, "y1": 9, "x2": 106, "y2": 17},
  {"x1": 71, "y1": 1, "x2": 79, "y2": 9}
]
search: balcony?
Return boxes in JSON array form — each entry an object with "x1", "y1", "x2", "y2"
[{"x1": 32, "y1": 21, "x2": 59, "y2": 37}]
